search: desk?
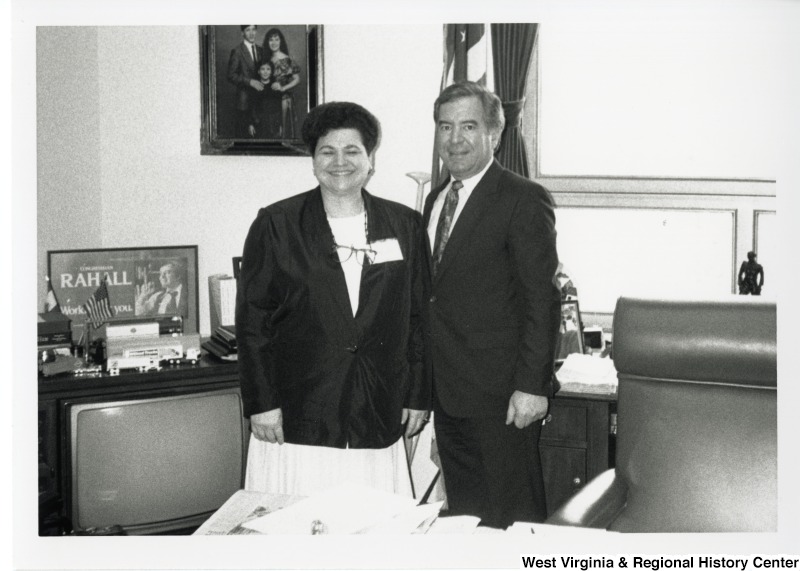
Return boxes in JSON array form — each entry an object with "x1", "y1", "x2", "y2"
[
  {"x1": 195, "y1": 489, "x2": 444, "y2": 535},
  {"x1": 194, "y1": 488, "x2": 619, "y2": 535}
]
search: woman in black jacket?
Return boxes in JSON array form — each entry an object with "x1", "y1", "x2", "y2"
[{"x1": 236, "y1": 101, "x2": 430, "y2": 496}]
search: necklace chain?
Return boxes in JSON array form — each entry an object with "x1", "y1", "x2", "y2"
[{"x1": 328, "y1": 208, "x2": 373, "y2": 265}]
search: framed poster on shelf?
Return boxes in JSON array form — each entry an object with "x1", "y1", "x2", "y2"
[
  {"x1": 200, "y1": 24, "x2": 324, "y2": 156},
  {"x1": 47, "y1": 246, "x2": 200, "y2": 341}
]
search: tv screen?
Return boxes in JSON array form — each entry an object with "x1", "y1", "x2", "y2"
[{"x1": 67, "y1": 387, "x2": 245, "y2": 534}]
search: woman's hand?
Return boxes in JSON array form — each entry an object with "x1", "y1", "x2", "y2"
[
  {"x1": 271, "y1": 82, "x2": 282, "y2": 92},
  {"x1": 250, "y1": 408, "x2": 285, "y2": 444},
  {"x1": 402, "y1": 408, "x2": 429, "y2": 438}
]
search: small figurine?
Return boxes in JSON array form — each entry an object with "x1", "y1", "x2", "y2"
[{"x1": 738, "y1": 251, "x2": 764, "y2": 295}]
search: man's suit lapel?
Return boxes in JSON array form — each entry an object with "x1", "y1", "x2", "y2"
[
  {"x1": 241, "y1": 42, "x2": 257, "y2": 71},
  {"x1": 431, "y1": 160, "x2": 504, "y2": 283}
]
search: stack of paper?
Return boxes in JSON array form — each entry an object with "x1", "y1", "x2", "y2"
[{"x1": 556, "y1": 353, "x2": 618, "y2": 395}]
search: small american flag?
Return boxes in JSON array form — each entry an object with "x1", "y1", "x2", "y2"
[
  {"x1": 45, "y1": 276, "x2": 61, "y2": 313},
  {"x1": 83, "y1": 277, "x2": 115, "y2": 327}
]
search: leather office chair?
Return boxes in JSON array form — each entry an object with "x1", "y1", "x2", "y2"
[{"x1": 547, "y1": 296, "x2": 777, "y2": 532}]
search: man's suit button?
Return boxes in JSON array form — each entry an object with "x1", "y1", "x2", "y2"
[{"x1": 429, "y1": 296, "x2": 437, "y2": 303}]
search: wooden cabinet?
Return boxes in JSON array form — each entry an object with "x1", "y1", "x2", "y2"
[{"x1": 540, "y1": 390, "x2": 617, "y2": 516}]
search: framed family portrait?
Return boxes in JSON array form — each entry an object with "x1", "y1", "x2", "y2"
[
  {"x1": 200, "y1": 25, "x2": 324, "y2": 156},
  {"x1": 47, "y1": 246, "x2": 200, "y2": 340}
]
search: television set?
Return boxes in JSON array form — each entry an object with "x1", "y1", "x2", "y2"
[{"x1": 66, "y1": 387, "x2": 246, "y2": 535}]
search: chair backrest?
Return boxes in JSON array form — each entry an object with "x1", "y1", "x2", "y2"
[{"x1": 609, "y1": 297, "x2": 777, "y2": 532}]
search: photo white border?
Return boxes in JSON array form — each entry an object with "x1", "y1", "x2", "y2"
[{"x1": 10, "y1": 0, "x2": 800, "y2": 569}]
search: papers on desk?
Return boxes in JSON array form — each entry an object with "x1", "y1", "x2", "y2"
[
  {"x1": 194, "y1": 490, "x2": 301, "y2": 535},
  {"x1": 240, "y1": 485, "x2": 437, "y2": 535},
  {"x1": 359, "y1": 501, "x2": 444, "y2": 534},
  {"x1": 556, "y1": 353, "x2": 618, "y2": 395},
  {"x1": 194, "y1": 487, "x2": 620, "y2": 535}
]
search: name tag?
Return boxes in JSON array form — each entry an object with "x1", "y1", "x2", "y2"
[{"x1": 370, "y1": 238, "x2": 404, "y2": 264}]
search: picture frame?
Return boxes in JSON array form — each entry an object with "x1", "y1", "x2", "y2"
[
  {"x1": 47, "y1": 246, "x2": 200, "y2": 341},
  {"x1": 199, "y1": 25, "x2": 324, "y2": 156},
  {"x1": 555, "y1": 299, "x2": 585, "y2": 362}
]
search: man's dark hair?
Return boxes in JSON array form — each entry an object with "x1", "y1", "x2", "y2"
[{"x1": 433, "y1": 81, "x2": 505, "y2": 134}]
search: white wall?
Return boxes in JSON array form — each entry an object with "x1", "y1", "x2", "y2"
[
  {"x1": 37, "y1": 27, "x2": 103, "y2": 288},
  {"x1": 37, "y1": 25, "x2": 442, "y2": 333}
]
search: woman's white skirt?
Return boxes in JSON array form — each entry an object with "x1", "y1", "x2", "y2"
[{"x1": 244, "y1": 434, "x2": 413, "y2": 498}]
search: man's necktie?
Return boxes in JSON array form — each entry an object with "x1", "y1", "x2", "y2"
[
  {"x1": 431, "y1": 180, "x2": 463, "y2": 276},
  {"x1": 251, "y1": 45, "x2": 257, "y2": 63},
  {"x1": 166, "y1": 292, "x2": 178, "y2": 313}
]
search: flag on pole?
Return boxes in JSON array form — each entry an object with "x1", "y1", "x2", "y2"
[
  {"x1": 432, "y1": 23, "x2": 492, "y2": 188},
  {"x1": 442, "y1": 23, "x2": 490, "y2": 88},
  {"x1": 45, "y1": 276, "x2": 61, "y2": 313},
  {"x1": 82, "y1": 277, "x2": 115, "y2": 327}
]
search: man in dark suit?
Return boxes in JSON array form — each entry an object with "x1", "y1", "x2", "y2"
[
  {"x1": 227, "y1": 25, "x2": 263, "y2": 138},
  {"x1": 423, "y1": 81, "x2": 561, "y2": 528},
  {"x1": 135, "y1": 261, "x2": 189, "y2": 318}
]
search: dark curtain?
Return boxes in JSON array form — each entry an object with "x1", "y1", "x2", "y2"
[{"x1": 491, "y1": 23, "x2": 538, "y2": 178}]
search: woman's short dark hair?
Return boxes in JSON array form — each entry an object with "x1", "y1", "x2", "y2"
[
  {"x1": 301, "y1": 102, "x2": 381, "y2": 156},
  {"x1": 433, "y1": 81, "x2": 505, "y2": 134},
  {"x1": 263, "y1": 27, "x2": 289, "y2": 55}
]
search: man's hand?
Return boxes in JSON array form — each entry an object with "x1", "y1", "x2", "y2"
[
  {"x1": 134, "y1": 281, "x2": 156, "y2": 314},
  {"x1": 135, "y1": 280, "x2": 155, "y2": 302},
  {"x1": 402, "y1": 408, "x2": 428, "y2": 438},
  {"x1": 505, "y1": 391, "x2": 548, "y2": 429},
  {"x1": 250, "y1": 408, "x2": 284, "y2": 444},
  {"x1": 249, "y1": 79, "x2": 264, "y2": 91}
]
